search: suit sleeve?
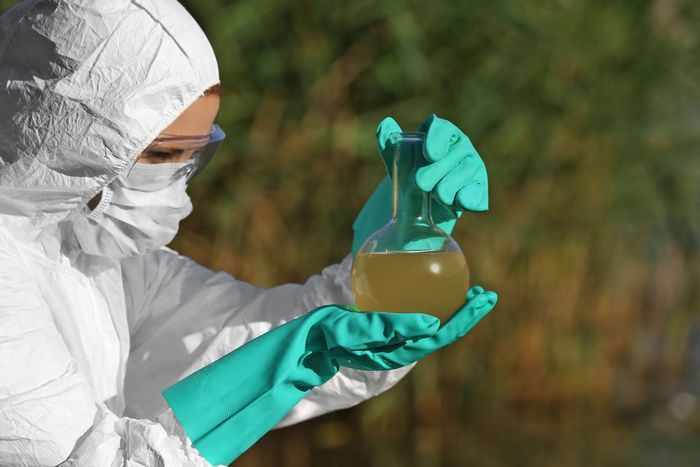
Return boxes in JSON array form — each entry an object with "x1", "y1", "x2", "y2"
[
  {"x1": 0, "y1": 242, "x2": 216, "y2": 466},
  {"x1": 120, "y1": 248, "x2": 414, "y2": 427}
]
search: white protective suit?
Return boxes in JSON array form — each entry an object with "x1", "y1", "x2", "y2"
[{"x1": 0, "y1": 1, "x2": 412, "y2": 465}]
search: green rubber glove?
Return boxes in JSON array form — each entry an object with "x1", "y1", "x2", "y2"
[
  {"x1": 348, "y1": 286, "x2": 498, "y2": 368},
  {"x1": 352, "y1": 114, "x2": 489, "y2": 258},
  {"x1": 221, "y1": 287, "x2": 497, "y2": 458},
  {"x1": 162, "y1": 305, "x2": 440, "y2": 466}
]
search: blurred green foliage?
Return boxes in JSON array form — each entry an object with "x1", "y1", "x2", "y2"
[
  {"x1": 174, "y1": 1, "x2": 700, "y2": 465},
  {"x1": 3, "y1": 0, "x2": 700, "y2": 465}
]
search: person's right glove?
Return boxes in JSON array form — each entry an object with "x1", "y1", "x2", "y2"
[
  {"x1": 162, "y1": 287, "x2": 496, "y2": 465},
  {"x1": 162, "y1": 305, "x2": 441, "y2": 465},
  {"x1": 335, "y1": 286, "x2": 497, "y2": 369}
]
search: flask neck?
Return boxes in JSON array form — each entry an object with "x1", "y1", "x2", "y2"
[{"x1": 391, "y1": 133, "x2": 434, "y2": 225}]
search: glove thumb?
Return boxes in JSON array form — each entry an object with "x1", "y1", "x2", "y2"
[{"x1": 376, "y1": 116, "x2": 403, "y2": 175}]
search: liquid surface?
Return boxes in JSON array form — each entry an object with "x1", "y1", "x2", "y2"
[{"x1": 351, "y1": 251, "x2": 469, "y2": 320}]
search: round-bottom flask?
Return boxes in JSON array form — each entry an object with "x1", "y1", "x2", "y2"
[{"x1": 351, "y1": 132, "x2": 469, "y2": 320}]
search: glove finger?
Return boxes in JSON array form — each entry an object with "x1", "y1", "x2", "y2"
[
  {"x1": 451, "y1": 289, "x2": 497, "y2": 329},
  {"x1": 453, "y1": 291, "x2": 497, "y2": 338},
  {"x1": 328, "y1": 348, "x2": 380, "y2": 371},
  {"x1": 418, "y1": 114, "x2": 461, "y2": 162},
  {"x1": 448, "y1": 143, "x2": 486, "y2": 182},
  {"x1": 415, "y1": 151, "x2": 462, "y2": 192},
  {"x1": 450, "y1": 294, "x2": 489, "y2": 325},
  {"x1": 413, "y1": 288, "x2": 497, "y2": 348},
  {"x1": 483, "y1": 291, "x2": 498, "y2": 304},
  {"x1": 376, "y1": 117, "x2": 403, "y2": 151},
  {"x1": 370, "y1": 311, "x2": 441, "y2": 342},
  {"x1": 295, "y1": 353, "x2": 339, "y2": 387},
  {"x1": 362, "y1": 288, "x2": 496, "y2": 366},
  {"x1": 330, "y1": 345, "x2": 408, "y2": 371},
  {"x1": 436, "y1": 129, "x2": 486, "y2": 184},
  {"x1": 467, "y1": 285, "x2": 485, "y2": 301},
  {"x1": 456, "y1": 182, "x2": 489, "y2": 211},
  {"x1": 433, "y1": 161, "x2": 473, "y2": 206},
  {"x1": 325, "y1": 310, "x2": 440, "y2": 351},
  {"x1": 437, "y1": 134, "x2": 485, "y2": 180},
  {"x1": 415, "y1": 132, "x2": 477, "y2": 191},
  {"x1": 376, "y1": 117, "x2": 403, "y2": 172}
]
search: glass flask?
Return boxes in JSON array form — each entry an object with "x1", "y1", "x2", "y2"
[{"x1": 351, "y1": 132, "x2": 469, "y2": 320}]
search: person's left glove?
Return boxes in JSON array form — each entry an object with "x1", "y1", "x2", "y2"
[
  {"x1": 352, "y1": 114, "x2": 489, "y2": 257},
  {"x1": 162, "y1": 305, "x2": 441, "y2": 465}
]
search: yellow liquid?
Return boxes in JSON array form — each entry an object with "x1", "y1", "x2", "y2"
[{"x1": 351, "y1": 251, "x2": 470, "y2": 320}]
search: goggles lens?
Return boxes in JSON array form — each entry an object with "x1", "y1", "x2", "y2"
[{"x1": 135, "y1": 124, "x2": 226, "y2": 183}]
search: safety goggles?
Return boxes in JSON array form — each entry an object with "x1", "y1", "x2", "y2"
[{"x1": 134, "y1": 124, "x2": 226, "y2": 182}]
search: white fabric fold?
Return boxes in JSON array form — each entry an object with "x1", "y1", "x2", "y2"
[{"x1": 0, "y1": 1, "x2": 414, "y2": 466}]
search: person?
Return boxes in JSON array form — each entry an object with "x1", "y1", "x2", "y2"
[{"x1": 0, "y1": 1, "x2": 497, "y2": 466}]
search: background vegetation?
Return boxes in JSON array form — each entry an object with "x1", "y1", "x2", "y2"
[{"x1": 3, "y1": 0, "x2": 700, "y2": 465}]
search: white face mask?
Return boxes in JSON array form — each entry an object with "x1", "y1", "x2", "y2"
[{"x1": 72, "y1": 162, "x2": 194, "y2": 258}]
